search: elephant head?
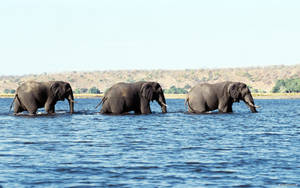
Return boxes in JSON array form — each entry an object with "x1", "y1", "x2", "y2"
[
  {"x1": 229, "y1": 82, "x2": 258, "y2": 113},
  {"x1": 140, "y1": 82, "x2": 167, "y2": 113},
  {"x1": 50, "y1": 81, "x2": 74, "y2": 113}
]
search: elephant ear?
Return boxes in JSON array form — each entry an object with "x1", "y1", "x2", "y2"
[
  {"x1": 229, "y1": 83, "x2": 240, "y2": 101},
  {"x1": 50, "y1": 82, "x2": 63, "y2": 99},
  {"x1": 141, "y1": 83, "x2": 154, "y2": 101}
]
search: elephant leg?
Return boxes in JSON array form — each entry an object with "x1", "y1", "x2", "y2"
[
  {"x1": 27, "y1": 108, "x2": 37, "y2": 115},
  {"x1": 140, "y1": 99, "x2": 151, "y2": 114},
  {"x1": 50, "y1": 106, "x2": 55, "y2": 113},
  {"x1": 45, "y1": 100, "x2": 56, "y2": 114},
  {"x1": 45, "y1": 105, "x2": 55, "y2": 114},
  {"x1": 14, "y1": 100, "x2": 24, "y2": 114},
  {"x1": 227, "y1": 105, "x2": 233, "y2": 113},
  {"x1": 19, "y1": 95, "x2": 38, "y2": 115},
  {"x1": 140, "y1": 106, "x2": 151, "y2": 114},
  {"x1": 188, "y1": 106, "x2": 205, "y2": 113},
  {"x1": 100, "y1": 99, "x2": 113, "y2": 114},
  {"x1": 19, "y1": 101, "x2": 37, "y2": 115},
  {"x1": 100, "y1": 102, "x2": 110, "y2": 114},
  {"x1": 24, "y1": 103, "x2": 38, "y2": 115},
  {"x1": 134, "y1": 108, "x2": 141, "y2": 114},
  {"x1": 218, "y1": 103, "x2": 232, "y2": 113},
  {"x1": 188, "y1": 100, "x2": 207, "y2": 113},
  {"x1": 27, "y1": 103, "x2": 38, "y2": 115},
  {"x1": 101, "y1": 99, "x2": 125, "y2": 114},
  {"x1": 110, "y1": 99, "x2": 125, "y2": 114}
]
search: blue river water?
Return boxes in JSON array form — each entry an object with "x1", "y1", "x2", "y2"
[{"x1": 0, "y1": 98, "x2": 299, "y2": 187}]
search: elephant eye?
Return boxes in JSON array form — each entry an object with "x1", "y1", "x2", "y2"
[{"x1": 154, "y1": 83, "x2": 160, "y2": 89}]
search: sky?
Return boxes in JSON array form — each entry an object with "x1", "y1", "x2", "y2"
[{"x1": 0, "y1": 0, "x2": 300, "y2": 76}]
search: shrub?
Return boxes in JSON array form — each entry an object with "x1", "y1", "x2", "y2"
[
  {"x1": 3, "y1": 89, "x2": 10, "y2": 94},
  {"x1": 184, "y1": 84, "x2": 191, "y2": 90},
  {"x1": 74, "y1": 88, "x2": 81, "y2": 94},
  {"x1": 88, "y1": 87, "x2": 101, "y2": 94},
  {"x1": 80, "y1": 88, "x2": 88, "y2": 93},
  {"x1": 164, "y1": 86, "x2": 188, "y2": 94},
  {"x1": 3, "y1": 89, "x2": 15, "y2": 94}
]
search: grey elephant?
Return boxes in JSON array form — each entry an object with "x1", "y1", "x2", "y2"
[
  {"x1": 10, "y1": 81, "x2": 75, "y2": 115},
  {"x1": 97, "y1": 81, "x2": 167, "y2": 114},
  {"x1": 185, "y1": 81, "x2": 259, "y2": 113}
]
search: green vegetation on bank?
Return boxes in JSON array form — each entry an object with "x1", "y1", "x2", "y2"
[
  {"x1": 164, "y1": 86, "x2": 188, "y2": 94},
  {"x1": 163, "y1": 84, "x2": 191, "y2": 94},
  {"x1": 272, "y1": 78, "x2": 300, "y2": 93},
  {"x1": 74, "y1": 87, "x2": 101, "y2": 94},
  {"x1": 3, "y1": 89, "x2": 16, "y2": 94}
]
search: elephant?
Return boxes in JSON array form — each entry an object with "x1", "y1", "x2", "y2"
[
  {"x1": 185, "y1": 81, "x2": 259, "y2": 113},
  {"x1": 10, "y1": 81, "x2": 75, "y2": 115},
  {"x1": 97, "y1": 81, "x2": 167, "y2": 114}
]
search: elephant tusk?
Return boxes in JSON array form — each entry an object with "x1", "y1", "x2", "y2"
[
  {"x1": 249, "y1": 103, "x2": 260, "y2": 108},
  {"x1": 70, "y1": 99, "x2": 77, "y2": 103},
  {"x1": 161, "y1": 102, "x2": 168, "y2": 107}
]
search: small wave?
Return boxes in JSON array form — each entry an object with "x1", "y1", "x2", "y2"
[
  {"x1": 126, "y1": 166, "x2": 160, "y2": 170},
  {"x1": 212, "y1": 170, "x2": 236, "y2": 174},
  {"x1": 181, "y1": 146, "x2": 203, "y2": 150}
]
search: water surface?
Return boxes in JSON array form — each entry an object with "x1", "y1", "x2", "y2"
[{"x1": 0, "y1": 98, "x2": 299, "y2": 187}]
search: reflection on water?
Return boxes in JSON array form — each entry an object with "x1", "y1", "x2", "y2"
[{"x1": 0, "y1": 98, "x2": 299, "y2": 187}]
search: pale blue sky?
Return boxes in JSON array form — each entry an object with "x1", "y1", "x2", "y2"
[{"x1": 0, "y1": 0, "x2": 299, "y2": 75}]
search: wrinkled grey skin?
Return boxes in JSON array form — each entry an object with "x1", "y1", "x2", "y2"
[
  {"x1": 11, "y1": 81, "x2": 74, "y2": 115},
  {"x1": 186, "y1": 82, "x2": 257, "y2": 113},
  {"x1": 98, "y1": 81, "x2": 167, "y2": 114}
]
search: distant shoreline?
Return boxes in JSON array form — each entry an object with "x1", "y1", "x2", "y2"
[
  {"x1": 1, "y1": 93, "x2": 300, "y2": 99},
  {"x1": 1, "y1": 65, "x2": 300, "y2": 95}
]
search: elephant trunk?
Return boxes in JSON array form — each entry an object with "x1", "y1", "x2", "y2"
[
  {"x1": 244, "y1": 94, "x2": 258, "y2": 113},
  {"x1": 67, "y1": 91, "x2": 74, "y2": 114},
  {"x1": 158, "y1": 94, "x2": 167, "y2": 113}
]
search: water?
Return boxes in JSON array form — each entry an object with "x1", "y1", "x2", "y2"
[{"x1": 0, "y1": 98, "x2": 299, "y2": 187}]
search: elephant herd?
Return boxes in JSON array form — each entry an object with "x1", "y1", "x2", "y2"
[{"x1": 9, "y1": 80, "x2": 259, "y2": 116}]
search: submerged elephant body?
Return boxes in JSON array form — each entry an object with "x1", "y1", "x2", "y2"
[
  {"x1": 186, "y1": 82, "x2": 258, "y2": 113},
  {"x1": 12, "y1": 81, "x2": 74, "y2": 115},
  {"x1": 99, "y1": 81, "x2": 167, "y2": 114}
]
